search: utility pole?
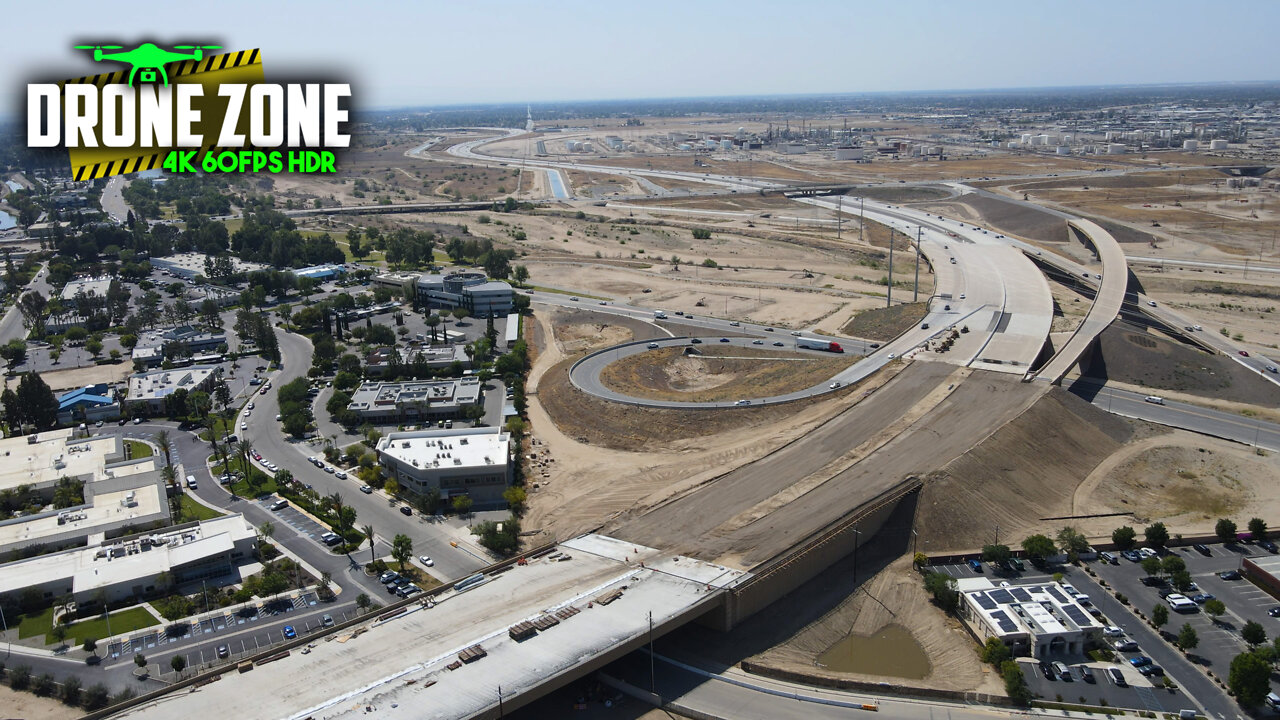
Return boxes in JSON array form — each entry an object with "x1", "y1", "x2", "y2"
[
  {"x1": 886, "y1": 229, "x2": 895, "y2": 308},
  {"x1": 498, "y1": 685, "x2": 504, "y2": 718},
  {"x1": 836, "y1": 195, "x2": 842, "y2": 239},
  {"x1": 914, "y1": 226, "x2": 922, "y2": 302},
  {"x1": 859, "y1": 197, "x2": 865, "y2": 243},
  {"x1": 648, "y1": 611, "x2": 656, "y2": 694}
]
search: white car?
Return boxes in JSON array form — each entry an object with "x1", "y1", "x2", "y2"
[
  {"x1": 240, "y1": 421, "x2": 247, "y2": 430},
  {"x1": 419, "y1": 556, "x2": 434, "y2": 567},
  {"x1": 1103, "y1": 626, "x2": 1125, "y2": 637},
  {"x1": 335, "y1": 470, "x2": 347, "y2": 480},
  {"x1": 247, "y1": 402, "x2": 255, "y2": 410}
]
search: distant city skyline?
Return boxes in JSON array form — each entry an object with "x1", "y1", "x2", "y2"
[{"x1": 4, "y1": 0, "x2": 1280, "y2": 118}]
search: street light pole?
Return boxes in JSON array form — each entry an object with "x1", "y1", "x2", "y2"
[
  {"x1": 914, "y1": 226, "x2": 922, "y2": 302},
  {"x1": 886, "y1": 230, "x2": 895, "y2": 308},
  {"x1": 648, "y1": 610, "x2": 656, "y2": 694}
]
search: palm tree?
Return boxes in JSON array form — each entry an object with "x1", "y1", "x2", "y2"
[
  {"x1": 155, "y1": 430, "x2": 172, "y2": 467},
  {"x1": 361, "y1": 524, "x2": 375, "y2": 565},
  {"x1": 161, "y1": 466, "x2": 180, "y2": 520},
  {"x1": 236, "y1": 439, "x2": 254, "y2": 481}
]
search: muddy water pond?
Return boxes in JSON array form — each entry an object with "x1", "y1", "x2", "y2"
[{"x1": 816, "y1": 624, "x2": 931, "y2": 679}]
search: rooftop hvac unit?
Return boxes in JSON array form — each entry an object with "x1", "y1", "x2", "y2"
[
  {"x1": 454, "y1": 458, "x2": 462, "y2": 465},
  {"x1": 401, "y1": 442, "x2": 410, "y2": 449},
  {"x1": 411, "y1": 459, "x2": 419, "y2": 467}
]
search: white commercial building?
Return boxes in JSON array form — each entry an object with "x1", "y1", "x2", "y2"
[
  {"x1": 0, "y1": 515, "x2": 257, "y2": 608},
  {"x1": 127, "y1": 365, "x2": 221, "y2": 414},
  {"x1": 347, "y1": 377, "x2": 483, "y2": 423},
  {"x1": 957, "y1": 578, "x2": 1102, "y2": 658},
  {"x1": 60, "y1": 275, "x2": 113, "y2": 301},
  {"x1": 151, "y1": 252, "x2": 269, "y2": 279},
  {"x1": 373, "y1": 272, "x2": 422, "y2": 294},
  {"x1": 375, "y1": 427, "x2": 511, "y2": 507},
  {"x1": 416, "y1": 272, "x2": 514, "y2": 318}
]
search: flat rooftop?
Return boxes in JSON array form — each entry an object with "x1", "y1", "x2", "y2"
[
  {"x1": 349, "y1": 378, "x2": 482, "y2": 411},
  {"x1": 0, "y1": 514, "x2": 255, "y2": 597},
  {"x1": 0, "y1": 483, "x2": 164, "y2": 551},
  {"x1": 378, "y1": 428, "x2": 509, "y2": 472},
  {"x1": 115, "y1": 534, "x2": 748, "y2": 720},
  {"x1": 61, "y1": 276, "x2": 112, "y2": 300},
  {"x1": 129, "y1": 366, "x2": 217, "y2": 401},
  {"x1": 0, "y1": 431, "x2": 121, "y2": 492}
]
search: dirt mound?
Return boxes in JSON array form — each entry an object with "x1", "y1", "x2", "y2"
[
  {"x1": 915, "y1": 388, "x2": 1133, "y2": 551},
  {"x1": 927, "y1": 194, "x2": 1068, "y2": 245},
  {"x1": 851, "y1": 186, "x2": 952, "y2": 203},
  {"x1": 554, "y1": 322, "x2": 633, "y2": 354},
  {"x1": 840, "y1": 302, "x2": 927, "y2": 341},
  {"x1": 1084, "y1": 323, "x2": 1280, "y2": 406},
  {"x1": 597, "y1": 346, "x2": 855, "y2": 402}
]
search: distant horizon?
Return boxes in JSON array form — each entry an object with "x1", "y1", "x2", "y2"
[{"x1": 362, "y1": 80, "x2": 1280, "y2": 113}]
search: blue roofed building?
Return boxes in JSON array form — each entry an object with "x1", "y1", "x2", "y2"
[
  {"x1": 56, "y1": 383, "x2": 121, "y2": 424},
  {"x1": 293, "y1": 264, "x2": 347, "y2": 282}
]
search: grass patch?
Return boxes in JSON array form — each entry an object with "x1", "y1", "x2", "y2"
[
  {"x1": 63, "y1": 608, "x2": 158, "y2": 644},
  {"x1": 179, "y1": 495, "x2": 224, "y2": 522},
  {"x1": 124, "y1": 440, "x2": 153, "y2": 459},
  {"x1": 198, "y1": 415, "x2": 236, "y2": 441},
  {"x1": 17, "y1": 607, "x2": 54, "y2": 639}
]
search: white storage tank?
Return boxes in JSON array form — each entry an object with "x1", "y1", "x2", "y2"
[
  {"x1": 1183, "y1": 140, "x2": 1199, "y2": 151},
  {"x1": 1107, "y1": 143, "x2": 1127, "y2": 155},
  {"x1": 1210, "y1": 139, "x2": 1229, "y2": 150},
  {"x1": 834, "y1": 146, "x2": 864, "y2": 160},
  {"x1": 720, "y1": 139, "x2": 734, "y2": 150},
  {"x1": 1056, "y1": 146, "x2": 1071, "y2": 155}
]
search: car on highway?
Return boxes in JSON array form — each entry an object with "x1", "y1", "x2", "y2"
[
  {"x1": 772, "y1": 341, "x2": 784, "y2": 346},
  {"x1": 719, "y1": 338, "x2": 730, "y2": 343},
  {"x1": 360, "y1": 485, "x2": 373, "y2": 494},
  {"x1": 729, "y1": 321, "x2": 740, "y2": 326},
  {"x1": 1147, "y1": 300, "x2": 1157, "y2": 307},
  {"x1": 790, "y1": 331, "x2": 801, "y2": 336},
  {"x1": 887, "y1": 353, "x2": 897, "y2": 359},
  {"x1": 829, "y1": 382, "x2": 841, "y2": 389},
  {"x1": 569, "y1": 297, "x2": 579, "y2": 301},
  {"x1": 764, "y1": 327, "x2": 774, "y2": 332},
  {"x1": 598, "y1": 301, "x2": 606, "y2": 305},
  {"x1": 335, "y1": 470, "x2": 347, "y2": 480},
  {"x1": 734, "y1": 399, "x2": 751, "y2": 406},
  {"x1": 283, "y1": 625, "x2": 297, "y2": 639},
  {"x1": 1240, "y1": 350, "x2": 1250, "y2": 357},
  {"x1": 647, "y1": 342, "x2": 659, "y2": 349},
  {"x1": 690, "y1": 338, "x2": 702, "y2": 344},
  {"x1": 419, "y1": 556, "x2": 434, "y2": 566},
  {"x1": 752, "y1": 339, "x2": 763, "y2": 345},
  {"x1": 1267, "y1": 366, "x2": 1278, "y2": 373}
]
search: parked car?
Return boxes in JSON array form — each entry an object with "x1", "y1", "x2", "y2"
[
  {"x1": 1128, "y1": 656, "x2": 1152, "y2": 668},
  {"x1": 400, "y1": 506, "x2": 412, "y2": 516},
  {"x1": 1192, "y1": 593, "x2": 1215, "y2": 604},
  {"x1": 282, "y1": 625, "x2": 297, "y2": 639},
  {"x1": 966, "y1": 559, "x2": 982, "y2": 573},
  {"x1": 1219, "y1": 570, "x2": 1241, "y2": 580},
  {"x1": 1261, "y1": 540, "x2": 1279, "y2": 553},
  {"x1": 1268, "y1": 607, "x2": 1280, "y2": 618},
  {"x1": 1113, "y1": 640, "x2": 1139, "y2": 652},
  {"x1": 1078, "y1": 665, "x2": 1095, "y2": 683},
  {"x1": 216, "y1": 644, "x2": 229, "y2": 659},
  {"x1": 1121, "y1": 550, "x2": 1142, "y2": 562},
  {"x1": 379, "y1": 571, "x2": 399, "y2": 584},
  {"x1": 1193, "y1": 544, "x2": 1211, "y2": 556},
  {"x1": 321, "y1": 614, "x2": 334, "y2": 627},
  {"x1": 1103, "y1": 626, "x2": 1125, "y2": 637}
]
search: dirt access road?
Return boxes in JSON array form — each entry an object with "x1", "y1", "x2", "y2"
[{"x1": 606, "y1": 363, "x2": 1046, "y2": 568}]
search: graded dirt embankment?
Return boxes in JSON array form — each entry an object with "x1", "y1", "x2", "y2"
[
  {"x1": 1085, "y1": 323, "x2": 1280, "y2": 407},
  {"x1": 914, "y1": 194, "x2": 1067, "y2": 245},
  {"x1": 840, "y1": 301, "x2": 927, "y2": 341},
  {"x1": 915, "y1": 388, "x2": 1134, "y2": 552},
  {"x1": 597, "y1": 346, "x2": 856, "y2": 403}
]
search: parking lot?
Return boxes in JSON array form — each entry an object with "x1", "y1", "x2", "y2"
[
  {"x1": 1019, "y1": 659, "x2": 1188, "y2": 713},
  {"x1": 258, "y1": 495, "x2": 341, "y2": 550},
  {"x1": 1090, "y1": 541, "x2": 1280, "y2": 680}
]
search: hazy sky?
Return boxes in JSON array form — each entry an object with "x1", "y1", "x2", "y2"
[{"x1": 5, "y1": 0, "x2": 1280, "y2": 117}]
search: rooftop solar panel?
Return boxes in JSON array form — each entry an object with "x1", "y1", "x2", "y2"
[
  {"x1": 990, "y1": 610, "x2": 1018, "y2": 632},
  {"x1": 1044, "y1": 586, "x2": 1069, "y2": 603},
  {"x1": 989, "y1": 588, "x2": 1015, "y2": 605},
  {"x1": 1062, "y1": 605, "x2": 1091, "y2": 625},
  {"x1": 1010, "y1": 587, "x2": 1032, "y2": 602},
  {"x1": 974, "y1": 593, "x2": 997, "y2": 610}
]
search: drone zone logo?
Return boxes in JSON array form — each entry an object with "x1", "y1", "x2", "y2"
[{"x1": 26, "y1": 41, "x2": 351, "y2": 179}]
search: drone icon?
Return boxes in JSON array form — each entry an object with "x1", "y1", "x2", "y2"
[{"x1": 75, "y1": 43, "x2": 223, "y2": 86}]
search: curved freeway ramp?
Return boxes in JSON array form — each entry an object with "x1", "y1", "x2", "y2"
[{"x1": 1033, "y1": 218, "x2": 1127, "y2": 384}]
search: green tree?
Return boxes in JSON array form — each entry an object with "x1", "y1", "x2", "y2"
[
  {"x1": 1178, "y1": 623, "x2": 1199, "y2": 651},
  {"x1": 1001, "y1": 660, "x2": 1032, "y2": 706},
  {"x1": 1056, "y1": 526, "x2": 1090, "y2": 557},
  {"x1": 1205, "y1": 598, "x2": 1227, "y2": 623},
  {"x1": 60, "y1": 675, "x2": 82, "y2": 706},
  {"x1": 1112, "y1": 525, "x2": 1137, "y2": 550},
  {"x1": 15, "y1": 372, "x2": 59, "y2": 429},
  {"x1": 171, "y1": 655, "x2": 187, "y2": 674},
  {"x1": 1216, "y1": 518, "x2": 1239, "y2": 542},
  {"x1": 86, "y1": 338, "x2": 103, "y2": 359},
  {"x1": 923, "y1": 572, "x2": 959, "y2": 612},
  {"x1": 1020, "y1": 534, "x2": 1056, "y2": 563},
  {"x1": 1140, "y1": 555, "x2": 1163, "y2": 577},
  {"x1": 980, "y1": 636, "x2": 1011, "y2": 666},
  {"x1": 1249, "y1": 517, "x2": 1269, "y2": 541},
  {"x1": 503, "y1": 485, "x2": 526, "y2": 514},
  {"x1": 82, "y1": 637, "x2": 98, "y2": 655},
  {"x1": 512, "y1": 265, "x2": 529, "y2": 287},
  {"x1": 83, "y1": 683, "x2": 110, "y2": 710},
  {"x1": 1243, "y1": 620, "x2": 1268, "y2": 648},
  {"x1": 1144, "y1": 522, "x2": 1169, "y2": 549},
  {"x1": 391, "y1": 533, "x2": 413, "y2": 571},
  {"x1": 1228, "y1": 651, "x2": 1272, "y2": 707},
  {"x1": 1152, "y1": 603, "x2": 1169, "y2": 628},
  {"x1": 356, "y1": 593, "x2": 371, "y2": 611},
  {"x1": 1162, "y1": 555, "x2": 1186, "y2": 575},
  {"x1": 452, "y1": 495, "x2": 473, "y2": 516}
]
